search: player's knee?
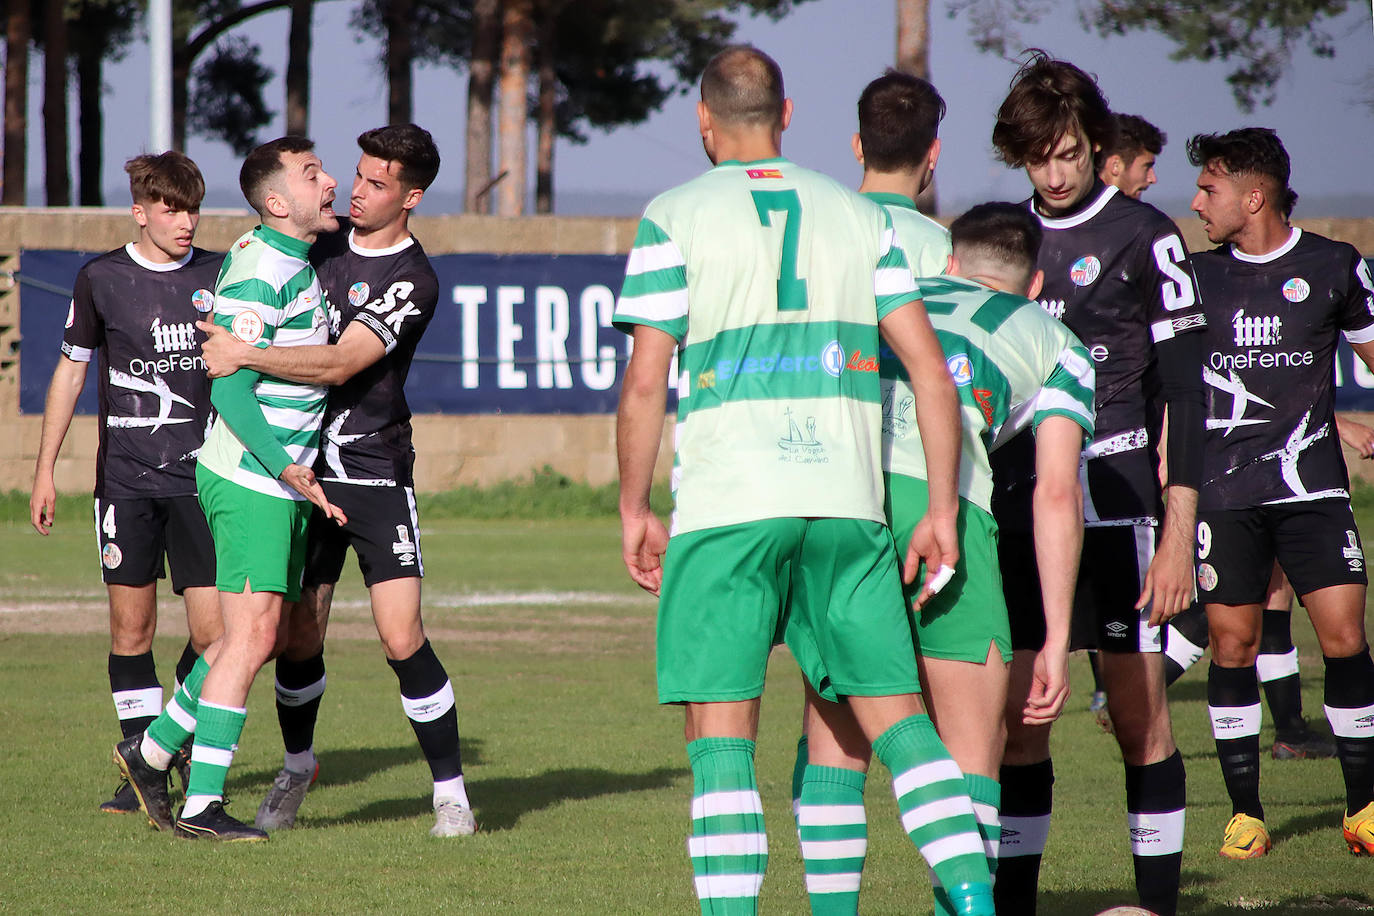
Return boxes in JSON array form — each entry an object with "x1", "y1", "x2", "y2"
[{"x1": 1210, "y1": 632, "x2": 1261, "y2": 667}]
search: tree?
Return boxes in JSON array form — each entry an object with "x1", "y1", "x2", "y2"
[
  {"x1": 497, "y1": 0, "x2": 534, "y2": 216},
  {"x1": 3, "y1": 0, "x2": 31, "y2": 205},
  {"x1": 187, "y1": 35, "x2": 274, "y2": 156},
  {"x1": 69, "y1": 1, "x2": 142, "y2": 205},
  {"x1": 896, "y1": 0, "x2": 937, "y2": 214},
  {"x1": 465, "y1": 0, "x2": 499, "y2": 213},
  {"x1": 384, "y1": 0, "x2": 413, "y2": 124},
  {"x1": 41, "y1": 0, "x2": 69, "y2": 206},
  {"x1": 285, "y1": 0, "x2": 312, "y2": 134}
]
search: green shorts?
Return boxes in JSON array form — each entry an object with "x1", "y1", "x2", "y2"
[
  {"x1": 887, "y1": 473, "x2": 1012, "y2": 664},
  {"x1": 656, "y1": 517, "x2": 920, "y2": 705},
  {"x1": 196, "y1": 465, "x2": 311, "y2": 601}
]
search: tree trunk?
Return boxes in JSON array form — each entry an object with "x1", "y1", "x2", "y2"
[
  {"x1": 285, "y1": 0, "x2": 312, "y2": 135},
  {"x1": 895, "y1": 0, "x2": 937, "y2": 215},
  {"x1": 496, "y1": 0, "x2": 533, "y2": 217},
  {"x1": 464, "y1": 0, "x2": 499, "y2": 213},
  {"x1": 75, "y1": 31, "x2": 103, "y2": 206},
  {"x1": 385, "y1": 0, "x2": 412, "y2": 124},
  {"x1": 43, "y1": 0, "x2": 71, "y2": 206},
  {"x1": 534, "y1": 1, "x2": 557, "y2": 214},
  {"x1": 3, "y1": 0, "x2": 30, "y2": 206}
]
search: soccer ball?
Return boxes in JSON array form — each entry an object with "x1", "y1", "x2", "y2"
[{"x1": 1094, "y1": 908, "x2": 1158, "y2": 916}]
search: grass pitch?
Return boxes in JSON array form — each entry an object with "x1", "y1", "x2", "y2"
[{"x1": 1, "y1": 498, "x2": 1372, "y2": 914}]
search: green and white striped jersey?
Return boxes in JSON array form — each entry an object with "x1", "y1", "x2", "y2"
[
  {"x1": 198, "y1": 225, "x2": 329, "y2": 500},
  {"x1": 882, "y1": 274, "x2": 1096, "y2": 513},
  {"x1": 613, "y1": 157, "x2": 923, "y2": 535},
  {"x1": 864, "y1": 191, "x2": 951, "y2": 280}
]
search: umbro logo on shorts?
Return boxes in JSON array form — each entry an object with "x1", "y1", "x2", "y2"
[{"x1": 1106, "y1": 621, "x2": 1129, "y2": 635}]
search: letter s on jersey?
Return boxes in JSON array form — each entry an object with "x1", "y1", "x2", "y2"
[
  {"x1": 364, "y1": 280, "x2": 422, "y2": 334},
  {"x1": 1152, "y1": 235, "x2": 1196, "y2": 312}
]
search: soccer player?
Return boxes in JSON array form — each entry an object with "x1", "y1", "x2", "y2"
[
  {"x1": 1097, "y1": 113, "x2": 1166, "y2": 200},
  {"x1": 28, "y1": 152, "x2": 223, "y2": 815},
  {"x1": 794, "y1": 198, "x2": 1095, "y2": 915},
  {"x1": 114, "y1": 136, "x2": 344, "y2": 841},
  {"x1": 1187, "y1": 127, "x2": 1374, "y2": 858},
  {"x1": 988, "y1": 52, "x2": 1206, "y2": 916},
  {"x1": 615, "y1": 45, "x2": 994, "y2": 915},
  {"x1": 197, "y1": 125, "x2": 473, "y2": 837}
]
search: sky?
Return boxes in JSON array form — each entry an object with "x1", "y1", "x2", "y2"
[{"x1": 24, "y1": 0, "x2": 1374, "y2": 217}]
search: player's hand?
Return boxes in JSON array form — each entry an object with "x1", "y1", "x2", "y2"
[
  {"x1": 1338, "y1": 418, "x2": 1374, "y2": 459},
  {"x1": 197, "y1": 320, "x2": 253, "y2": 378},
  {"x1": 904, "y1": 513, "x2": 959, "y2": 609},
  {"x1": 1138, "y1": 529, "x2": 1193, "y2": 628},
  {"x1": 280, "y1": 463, "x2": 347, "y2": 526},
  {"x1": 621, "y1": 509, "x2": 669, "y2": 596},
  {"x1": 29, "y1": 475, "x2": 56, "y2": 535},
  {"x1": 1022, "y1": 641, "x2": 1071, "y2": 725}
]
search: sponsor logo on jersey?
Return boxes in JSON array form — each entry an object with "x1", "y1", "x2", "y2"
[
  {"x1": 1171, "y1": 314, "x2": 1207, "y2": 333},
  {"x1": 746, "y1": 168, "x2": 784, "y2": 179},
  {"x1": 881, "y1": 384, "x2": 915, "y2": 440},
  {"x1": 1212, "y1": 714, "x2": 1244, "y2": 731},
  {"x1": 1197, "y1": 562, "x2": 1218, "y2": 591},
  {"x1": 191, "y1": 289, "x2": 214, "y2": 313},
  {"x1": 946, "y1": 353, "x2": 973, "y2": 387},
  {"x1": 974, "y1": 388, "x2": 996, "y2": 425},
  {"x1": 1090, "y1": 344, "x2": 1110, "y2": 362},
  {"x1": 821, "y1": 340, "x2": 845, "y2": 378},
  {"x1": 65, "y1": 300, "x2": 75, "y2": 328},
  {"x1": 1232, "y1": 309, "x2": 1282, "y2": 346},
  {"x1": 1282, "y1": 278, "x2": 1310, "y2": 303},
  {"x1": 1344, "y1": 530, "x2": 1364, "y2": 571},
  {"x1": 1039, "y1": 298, "x2": 1066, "y2": 320},
  {"x1": 150, "y1": 317, "x2": 197, "y2": 354},
  {"x1": 1070, "y1": 256, "x2": 1101, "y2": 287},
  {"x1": 348, "y1": 281, "x2": 370, "y2": 307},
  {"x1": 101, "y1": 543, "x2": 123, "y2": 569},
  {"x1": 231, "y1": 311, "x2": 264, "y2": 344},
  {"x1": 845, "y1": 350, "x2": 878, "y2": 373},
  {"x1": 778, "y1": 408, "x2": 827, "y2": 464}
]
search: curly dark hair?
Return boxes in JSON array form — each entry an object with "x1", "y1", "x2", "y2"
[
  {"x1": 1186, "y1": 127, "x2": 1297, "y2": 219},
  {"x1": 357, "y1": 124, "x2": 441, "y2": 191},
  {"x1": 992, "y1": 50, "x2": 1114, "y2": 168}
]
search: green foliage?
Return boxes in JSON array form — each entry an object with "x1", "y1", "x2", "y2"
[{"x1": 188, "y1": 36, "x2": 275, "y2": 155}]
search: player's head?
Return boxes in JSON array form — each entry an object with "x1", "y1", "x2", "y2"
[
  {"x1": 697, "y1": 45, "x2": 791, "y2": 163},
  {"x1": 1098, "y1": 114, "x2": 1166, "y2": 199},
  {"x1": 854, "y1": 70, "x2": 944, "y2": 188},
  {"x1": 239, "y1": 136, "x2": 338, "y2": 239},
  {"x1": 350, "y1": 124, "x2": 441, "y2": 232},
  {"x1": 992, "y1": 50, "x2": 1114, "y2": 215},
  {"x1": 946, "y1": 202, "x2": 1045, "y2": 299},
  {"x1": 1187, "y1": 127, "x2": 1297, "y2": 244},
  {"x1": 124, "y1": 151, "x2": 205, "y2": 261}
]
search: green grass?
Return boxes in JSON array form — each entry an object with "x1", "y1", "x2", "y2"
[{"x1": 2, "y1": 514, "x2": 1373, "y2": 914}]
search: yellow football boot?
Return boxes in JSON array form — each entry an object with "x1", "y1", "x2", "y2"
[
  {"x1": 1344, "y1": 802, "x2": 1374, "y2": 856},
  {"x1": 1219, "y1": 813, "x2": 1272, "y2": 859}
]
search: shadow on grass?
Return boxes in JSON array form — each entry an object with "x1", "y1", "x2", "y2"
[
  {"x1": 1035, "y1": 873, "x2": 1216, "y2": 916},
  {"x1": 1273, "y1": 805, "x2": 1350, "y2": 846},
  {"x1": 226, "y1": 738, "x2": 488, "y2": 796},
  {"x1": 308, "y1": 763, "x2": 688, "y2": 830}
]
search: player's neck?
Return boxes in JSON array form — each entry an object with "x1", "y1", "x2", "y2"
[
  {"x1": 858, "y1": 170, "x2": 925, "y2": 204},
  {"x1": 1230, "y1": 214, "x2": 1292, "y2": 258},
  {"x1": 711, "y1": 130, "x2": 781, "y2": 165},
  {"x1": 351, "y1": 216, "x2": 411, "y2": 250},
  {"x1": 262, "y1": 214, "x2": 319, "y2": 246}
]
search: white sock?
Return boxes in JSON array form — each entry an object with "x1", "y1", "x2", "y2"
[
  {"x1": 433, "y1": 775, "x2": 469, "y2": 807},
  {"x1": 284, "y1": 748, "x2": 317, "y2": 775},
  {"x1": 140, "y1": 734, "x2": 174, "y2": 771},
  {"x1": 181, "y1": 794, "x2": 218, "y2": 819}
]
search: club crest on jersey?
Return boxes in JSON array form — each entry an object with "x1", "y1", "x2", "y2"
[
  {"x1": 820, "y1": 340, "x2": 845, "y2": 378},
  {"x1": 746, "y1": 168, "x2": 783, "y2": 179},
  {"x1": 1232, "y1": 310, "x2": 1281, "y2": 346},
  {"x1": 1198, "y1": 562, "x2": 1218, "y2": 592},
  {"x1": 882, "y1": 384, "x2": 915, "y2": 440},
  {"x1": 101, "y1": 543, "x2": 122, "y2": 569},
  {"x1": 778, "y1": 407, "x2": 826, "y2": 464},
  {"x1": 1282, "y1": 278, "x2": 1310, "y2": 302},
  {"x1": 348, "y1": 281, "x2": 370, "y2": 306},
  {"x1": 946, "y1": 353, "x2": 973, "y2": 387},
  {"x1": 231, "y1": 311, "x2": 264, "y2": 343},
  {"x1": 191, "y1": 289, "x2": 214, "y2": 313},
  {"x1": 1070, "y1": 256, "x2": 1101, "y2": 287},
  {"x1": 65, "y1": 301, "x2": 75, "y2": 328}
]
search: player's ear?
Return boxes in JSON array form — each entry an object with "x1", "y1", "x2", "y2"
[
  {"x1": 263, "y1": 187, "x2": 290, "y2": 220},
  {"x1": 402, "y1": 186, "x2": 424, "y2": 212},
  {"x1": 697, "y1": 100, "x2": 711, "y2": 138},
  {"x1": 945, "y1": 253, "x2": 959, "y2": 277},
  {"x1": 851, "y1": 132, "x2": 864, "y2": 166},
  {"x1": 780, "y1": 97, "x2": 793, "y2": 132},
  {"x1": 1027, "y1": 269, "x2": 1045, "y2": 301},
  {"x1": 1247, "y1": 185, "x2": 1264, "y2": 214},
  {"x1": 131, "y1": 202, "x2": 148, "y2": 228},
  {"x1": 927, "y1": 137, "x2": 941, "y2": 173}
]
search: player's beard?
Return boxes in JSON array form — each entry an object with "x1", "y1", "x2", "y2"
[{"x1": 286, "y1": 192, "x2": 338, "y2": 238}]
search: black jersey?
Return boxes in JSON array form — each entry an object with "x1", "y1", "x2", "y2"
[
  {"x1": 61, "y1": 244, "x2": 222, "y2": 498},
  {"x1": 1195, "y1": 229, "x2": 1374, "y2": 510},
  {"x1": 991, "y1": 184, "x2": 1207, "y2": 529},
  {"x1": 310, "y1": 226, "x2": 439, "y2": 486}
]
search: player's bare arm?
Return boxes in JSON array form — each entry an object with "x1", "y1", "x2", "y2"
[
  {"x1": 29, "y1": 355, "x2": 89, "y2": 535},
  {"x1": 1140, "y1": 485, "x2": 1198, "y2": 626},
  {"x1": 1024, "y1": 415, "x2": 1085, "y2": 724},
  {"x1": 197, "y1": 318, "x2": 385, "y2": 385},
  {"x1": 878, "y1": 299, "x2": 961, "y2": 601},
  {"x1": 1337, "y1": 414, "x2": 1374, "y2": 459},
  {"x1": 615, "y1": 324, "x2": 674, "y2": 595}
]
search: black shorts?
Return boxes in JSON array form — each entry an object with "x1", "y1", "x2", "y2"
[
  {"x1": 302, "y1": 481, "x2": 423, "y2": 588},
  {"x1": 1002, "y1": 523, "x2": 1161, "y2": 654},
  {"x1": 1196, "y1": 500, "x2": 1366, "y2": 606},
  {"x1": 93, "y1": 495, "x2": 216, "y2": 594}
]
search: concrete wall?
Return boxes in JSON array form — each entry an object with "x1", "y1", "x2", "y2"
[{"x1": 2, "y1": 208, "x2": 1372, "y2": 493}]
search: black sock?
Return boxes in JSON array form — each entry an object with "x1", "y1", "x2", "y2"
[
  {"x1": 1258, "y1": 610, "x2": 1304, "y2": 733},
  {"x1": 109, "y1": 651, "x2": 160, "y2": 738},
  {"x1": 995, "y1": 759, "x2": 1053, "y2": 916},
  {"x1": 274, "y1": 651, "x2": 326, "y2": 757},
  {"x1": 174, "y1": 641, "x2": 199, "y2": 690},
  {"x1": 1207, "y1": 663, "x2": 1263, "y2": 819},
  {"x1": 389, "y1": 639, "x2": 462, "y2": 781},
  {"x1": 1163, "y1": 604, "x2": 1209, "y2": 687},
  {"x1": 1089, "y1": 650, "x2": 1105, "y2": 693},
  {"x1": 1125, "y1": 750, "x2": 1185, "y2": 916},
  {"x1": 1323, "y1": 649, "x2": 1374, "y2": 815}
]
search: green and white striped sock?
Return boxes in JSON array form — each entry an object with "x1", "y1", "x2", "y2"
[
  {"x1": 687, "y1": 737, "x2": 768, "y2": 915},
  {"x1": 932, "y1": 773, "x2": 1001, "y2": 915},
  {"x1": 183, "y1": 701, "x2": 246, "y2": 818},
  {"x1": 145, "y1": 655, "x2": 210, "y2": 759},
  {"x1": 798, "y1": 764, "x2": 867, "y2": 915}
]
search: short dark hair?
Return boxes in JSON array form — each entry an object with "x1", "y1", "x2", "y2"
[
  {"x1": 124, "y1": 151, "x2": 205, "y2": 211},
  {"x1": 357, "y1": 123, "x2": 441, "y2": 191},
  {"x1": 949, "y1": 202, "x2": 1043, "y2": 278},
  {"x1": 992, "y1": 50, "x2": 1114, "y2": 167},
  {"x1": 1187, "y1": 127, "x2": 1298, "y2": 218},
  {"x1": 1103, "y1": 113, "x2": 1166, "y2": 161},
  {"x1": 239, "y1": 136, "x2": 316, "y2": 215},
  {"x1": 700, "y1": 45, "x2": 785, "y2": 128},
  {"x1": 857, "y1": 70, "x2": 945, "y2": 172}
]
